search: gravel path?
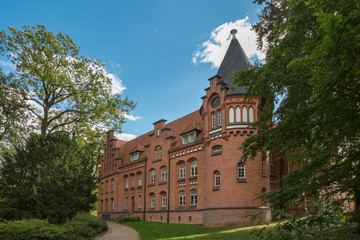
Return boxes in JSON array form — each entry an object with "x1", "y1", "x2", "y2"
[{"x1": 93, "y1": 221, "x2": 140, "y2": 240}]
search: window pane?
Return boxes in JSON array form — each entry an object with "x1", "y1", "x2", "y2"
[
  {"x1": 242, "y1": 107, "x2": 247, "y2": 122},
  {"x1": 229, "y1": 107, "x2": 234, "y2": 123},
  {"x1": 236, "y1": 107, "x2": 241, "y2": 122}
]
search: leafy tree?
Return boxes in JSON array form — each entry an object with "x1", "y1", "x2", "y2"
[
  {"x1": 234, "y1": 0, "x2": 360, "y2": 226},
  {"x1": 0, "y1": 133, "x2": 97, "y2": 223},
  {"x1": 0, "y1": 24, "x2": 135, "y2": 139}
]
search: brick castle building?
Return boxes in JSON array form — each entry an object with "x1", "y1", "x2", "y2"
[{"x1": 98, "y1": 29, "x2": 279, "y2": 226}]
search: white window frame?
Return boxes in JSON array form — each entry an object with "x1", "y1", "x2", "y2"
[
  {"x1": 161, "y1": 167, "x2": 167, "y2": 182},
  {"x1": 125, "y1": 176, "x2": 129, "y2": 188},
  {"x1": 150, "y1": 169, "x2": 156, "y2": 184},
  {"x1": 151, "y1": 194, "x2": 155, "y2": 208},
  {"x1": 213, "y1": 145, "x2": 222, "y2": 154},
  {"x1": 217, "y1": 110, "x2": 222, "y2": 126},
  {"x1": 155, "y1": 149, "x2": 158, "y2": 160},
  {"x1": 131, "y1": 175, "x2": 135, "y2": 187},
  {"x1": 159, "y1": 148, "x2": 162, "y2": 159},
  {"x1": 237, "y1": 163, "x2": 245, "y2": 178},
  {"x1": 138, "y1": 195, "x2": 142, "y2": 209},
  {"x1": 215, "y1": 171, "x2": 220, "y2": 186},
  {"x1": 130, "y1": 151, "x2": 141, "y2": 162},
  {"x1": 190, "y1": 160, "x2": 198, "y2": 177},
  {"x1": 138, "y1": 173, "x2": 142, "y2": 186},
  {"x1": 162, "y1": 193, "x2": 167, "y2": 208},
  {"x1": 229, "y1": 107, "x2": 234, "y2": 123},
  {"x1": 249, "y1": 106, "x2": 254, "y2": 123},
  {"x1": 190, "y1": 189, "x2": 198, "y2": 205},
  {"x1": 179, "y1": 163, "x2": 186, "y2": 179},
  {"x1": 182, "y1": 131, "x2": 196, "y2": 145},
  {"x1": 242, "y1": 106, "x2": 247, "y2": 122},
  {"x1": 179, "y1": 191, "x2": 185, "y2": 206},
  {"x1": 236, "y1": 106, "x2": 241, "y2": 122},
  {"x1": 212, "y1": 112, "x2": 216, "y2": 128}
]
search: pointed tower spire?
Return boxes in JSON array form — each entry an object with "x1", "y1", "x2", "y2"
[{"x1": 217, "y1": 29, "x2": 250, "y2": 95}]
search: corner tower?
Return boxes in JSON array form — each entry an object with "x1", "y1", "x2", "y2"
[{"x1": 201, "y1": 29, "x2": 270, "y2": 226}]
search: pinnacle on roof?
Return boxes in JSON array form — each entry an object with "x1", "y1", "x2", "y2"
[{"x1": 217, "y1": 29, "x2": 250, "y2": 95}]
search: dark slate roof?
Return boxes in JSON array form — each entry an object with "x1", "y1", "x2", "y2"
[{"x1": 217, "y1": 33, "x2": 250, "y2": 95}]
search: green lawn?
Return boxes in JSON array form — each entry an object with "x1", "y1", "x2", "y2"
[{"x1": 120, "y1": 221, "x2": 268, "y2": 240}]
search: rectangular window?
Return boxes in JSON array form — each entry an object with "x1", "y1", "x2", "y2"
[
  {"x1": 138, "y1": 195, "x2": 142, "y2": 209},
  {"x1": 212, "y1": 112, "x2": 216, "y2": 128},
  {"x1": 101, "y1": 183, "x2": 104, "y2": 194},
  {"x1": 179, "y1": 192, "x2": 185, "y2": 206},
  {"x1": 218, "y1": 110, "x2": 222, "y2": 126},
  {"x1": 190, "y1": 161, "x2": 198, "y2": 177},
  {"x1": 151, "y1": 170, "x2": 156, "y2": 184},
  {"x1": 125, "y1": 177, "x2": 129, "y2": 189},
  {"x1": 161, "y1": 167, "x2": 167, "y2": 182},
  {"x1": 162, "y1": 194, "x2": 167, "y2": 208},
  {"x1": 138, "y1": 173, "x2": 142, "y2": 186},
  {"x1": 106, "y1": 181, "x2": 109, "y2": 193},
  {"x1": 270, "y1": 163, "x2": 275, "y2": 176},
  {"x1": 151, "y1": 195, "x2": 155, "y2": 208},
  {"x1": 179, "y1": 164, "x2": 185, "y2": 179},
  {"x1": 131, "y1": 175, "x2": 135, "y2": 187},
  {"x1": 237, "y1": 164, "x2": 245, "y2": 178},
  {"x1": 111, "y1": 179, "x2": 115, "y2": 191},
  {"x1": 155, "y1": 149, "x2": 158, "y2": 160},
  {"x1": 261, "y1": 158, "x2": 265, "y2": 175},
  {"x1": 125, "y1": 197, "x2": 128, "y2": 210},
  {"x1": 159, "y1": 148, "x2": 162, "y2": 159},
  {"x1": 190, "y1": 190, "x2": 198, "y2": 205}
]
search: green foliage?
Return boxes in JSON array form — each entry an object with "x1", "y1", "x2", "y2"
[
  {"x1": 0, "y1": 133, "x2": 97, "y2": 223},
  {"x1": 233, "y1": 0, "x2": 360, "y2": 226},
  {"x1": 64, "y1": 212, "x2": 108, "y2": 234},
  {"x1": 117, "y1": 215, "x2": 141, "y2": 222},
  {"x1": 0, "y1": 214, "x2": 107, "y2": 240},
  {"x1": 254, "y1": 210, "x2": 358, "y2": 240},
  {"x1": 0, "y1": 24, "x2": 135, "y2": 139}
]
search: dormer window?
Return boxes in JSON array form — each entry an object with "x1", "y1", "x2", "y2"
[
  {"x1": 182, "y1": 131, "x2": 196, "y2": 145},
  {"x1": 130, "y1": 151, "x2": 142, "y2": 162}
]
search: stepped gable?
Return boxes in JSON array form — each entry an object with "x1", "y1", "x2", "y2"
[{"x1": 217, "y1": 29, "x2": 250, "y2": 95}]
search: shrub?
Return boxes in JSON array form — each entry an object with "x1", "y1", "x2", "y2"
[
  {"x1": 64, "y1": 212, "x2": 108, "y2": 234},
  {"x1": 0, "y1": 219, "x2": 67, "y2": 240},
  {"x1": 117, "y1": 215, "x2": 141, "y2": 222}
]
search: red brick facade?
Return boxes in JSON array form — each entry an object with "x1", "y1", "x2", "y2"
[{"x1": 97, "y1": 31, "x2": 274, "y2": 226}]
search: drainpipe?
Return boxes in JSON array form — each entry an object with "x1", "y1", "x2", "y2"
[
  {"x1": 143, "y1": 158, "x2": 147, "y2": 221},
  {"x1": 167, "y1": 151, "x2": 171, "y2": 223}
]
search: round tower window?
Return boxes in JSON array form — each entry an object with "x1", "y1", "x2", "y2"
[{"x1": 211, "y1": 97, "x2": 220, "y2": 108}]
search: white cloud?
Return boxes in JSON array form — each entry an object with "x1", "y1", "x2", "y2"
[
  {"x1": 115, "y1": 133, "x2": 137, "y2": 141},
  {"x1": 192, "y1": 17, "x2": 265, "y2": 68},
  {"x1": 124, "y1": 113, "x2": 141, "y2": 121},
  {"x1": 106, "y1": 72, "x2": 126, "y2": 95}
]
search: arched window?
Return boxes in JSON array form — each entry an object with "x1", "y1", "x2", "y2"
[
  {"x1": 150, "y1": 169, "x2": 156, "y2": 184},
  {"x1": 162, "y1": 193, "x2": 167, "y2": 207},
  {"x1": 236, "y1": 106, "x2": 241, "y2": 122},
  {"x1": 190, "y1": 160, "x2": 198, "y2": 177},
  {"x1": 190, "y1": 189, "x2": 198, "y2": 205},
  {"x1": 217, "y1": 110, "x2": 222, "y2": 126},
  {"x1": 179, "y1": 163, "x2": 186, "y2": 179},
  {"x1": 125, "y1": 176, "x2": 129, "y2": 189},
  {"x1": 229, "y1": 107, "x2": 234, "y2": 123},
  {"x1": 159, "y1": 148, "x2": 162, "y2": 159},
  {"x1": 249, "y1": 107, "x2": 254, "y2": 123},
  {"x1": 161, "y1": 167, "x2": 167, "y2": 182},
  {"x1": 242, "y1": 106, "x2": 247, "y2": 122},
  {"x1": 150, "y1": 193, "x2": 155, "y2": 208},
  {"x1": 214, "y1": 171, "x2": 220, "y2": 186},
  {"x1": 155, "y1": 149, "x2": 158, "y2": 160},
  {"x1": 237, "y1": 163, "x2": 245, "y2": 178},
  {"x1": 179, "y1": 191, "x2": 185, "y2": 206},
  {"x1": 111, "y1": 179, "x2": 115, "y2": 191}
]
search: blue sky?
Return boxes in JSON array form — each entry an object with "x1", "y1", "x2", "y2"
[{"x1": 0, "y1": 0, "x2": 264, "y2": 140}]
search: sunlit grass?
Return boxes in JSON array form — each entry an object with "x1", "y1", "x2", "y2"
[{"x1": 119, "y1": 221, "x2": 273, "y2": 240}]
